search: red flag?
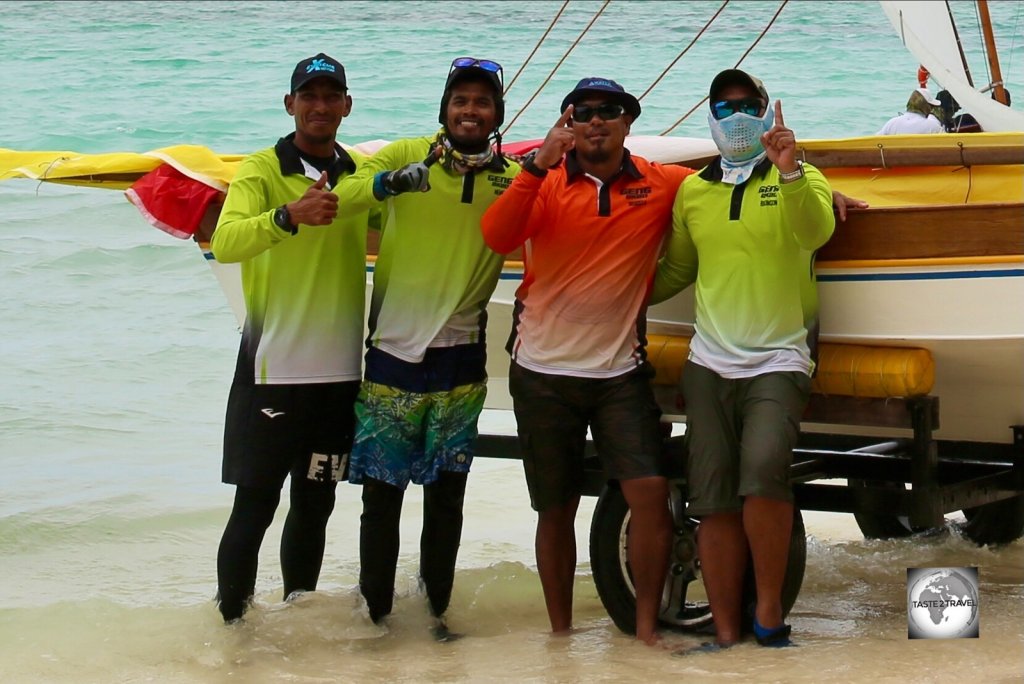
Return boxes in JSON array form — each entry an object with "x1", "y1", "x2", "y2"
[{"x1": 125, "y1": 163, "x2": 223, "y2": 239}]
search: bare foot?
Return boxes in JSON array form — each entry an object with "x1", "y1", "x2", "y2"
[{"x1": 637, "y1": 631, "x2": 661, "y2": 647}]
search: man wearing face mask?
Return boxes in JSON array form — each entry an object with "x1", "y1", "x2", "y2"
[
  {"x1": 334, "y1": 57, "x2": 519, "y2": 639},
  {"x1": 651, "y1": 69, "x2": 835, "y2": 651}
]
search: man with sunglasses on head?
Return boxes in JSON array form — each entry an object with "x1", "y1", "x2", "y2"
[
  {"x1": 335, "y1": 56, "x2": 519, "y2": 639},
  {"x1": 481, "y1": 77, "x2": 697, "y2": 645},
  {"x1": 651, "y1": 69, "x2": 836, "y2": 651}
]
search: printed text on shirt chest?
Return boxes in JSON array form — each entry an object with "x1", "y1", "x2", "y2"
[
  {"x1": 758, "y1": 183, "x2": 780, "y2": 207},
  {"x1": 620, "y1": 185, "x2": 652, "y2": 206}
]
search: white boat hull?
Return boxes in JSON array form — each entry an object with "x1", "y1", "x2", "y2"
[{"x1": 481, "y1": 260, "x2": 1024, "y2": 445}]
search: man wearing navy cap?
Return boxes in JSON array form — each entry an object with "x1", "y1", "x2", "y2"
[
  {"x1": 211, "y1": 52, "x2": 369, "y2": 623},
  {"x1": 483, "y1": 76, "x2": 690, "y2": 644}
]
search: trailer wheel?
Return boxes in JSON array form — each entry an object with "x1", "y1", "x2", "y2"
[
  {"x1": 589, "y1": 481, "x2": 806, "y2": 635},
  {"x1": 960, "y1": 495, "x2": 1024, "y2": 546}
]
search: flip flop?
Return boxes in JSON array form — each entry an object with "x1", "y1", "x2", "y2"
[{"x1": 753, "y1": 618, "x2": 795, "y2": 648}]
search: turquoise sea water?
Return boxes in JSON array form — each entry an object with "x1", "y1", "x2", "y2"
[{"x1": 2, "y1": 2, "x2": 1023, "y2": 682}]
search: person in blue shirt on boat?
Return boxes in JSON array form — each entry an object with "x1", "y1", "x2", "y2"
[{"x1": 651, "y1": 69, "x2": 836, "y2": 651}]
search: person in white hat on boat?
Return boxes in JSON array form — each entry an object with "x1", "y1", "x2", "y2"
[{"x1": 877, "y1": 87, "x2": 945, "y2": 135}]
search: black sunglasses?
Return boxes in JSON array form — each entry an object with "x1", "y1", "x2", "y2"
[
  {"x1": 710, "y1": 97, "x2": 766, "y2": 120},
  {"x1": 571, "y1": 103, "x2": 626, "y2": 123}
]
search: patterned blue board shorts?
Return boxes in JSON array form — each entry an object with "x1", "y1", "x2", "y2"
[{"x1": 349, "y1": 379, "x2": 487, "y2": 489}]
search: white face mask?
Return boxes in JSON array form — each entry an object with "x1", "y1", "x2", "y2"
[
  {"x1": 708, "y1": 103, "x2": 775, "y2": 185},
  {"x1": 708, "y1": 104, "x2": 774, "y2": 162}
]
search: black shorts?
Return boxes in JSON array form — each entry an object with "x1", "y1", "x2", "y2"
[
  {"x1": 509, "y1": 363, "x2": 663, "y2": 512},
  {"x1": 222, "y1": 381, "x2": 360, "y2": 489}
]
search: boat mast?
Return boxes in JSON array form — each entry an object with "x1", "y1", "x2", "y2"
[{"x1": 977, "y1": 0, "x2": 1009, "y2": 105}]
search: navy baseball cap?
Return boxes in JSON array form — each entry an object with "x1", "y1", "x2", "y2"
[
  {"x1": 560, "y1": 77, "x2": 641, "y2": 119},
  {"x1": 291, "y1": 53, "x2": 347, "y2": 92}
]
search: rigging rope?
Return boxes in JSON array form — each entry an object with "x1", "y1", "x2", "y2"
[
  {"x1": 1007, "y1": 1, "x2": 1021, "y2": 86},
  {"x1": 637, "y1": 1, "x2": 730, "y2": 102},
  {"x1": 945, "y1": 0, "x2": 975, "y2": 87},
  {"x1": 972, "y1": 1, "x2": 993, "y2": 87},
  {"x1": 660, "y1": 0, "x2": 789, "y2": 136},
  {"x1": 503, "y1": 0, "x2": 571, "y2": 97},
  {"x1": 501, "y1": 0, "x2": 612, "y2": 137}
]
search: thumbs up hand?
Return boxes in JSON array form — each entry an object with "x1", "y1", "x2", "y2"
[{"x1": 288, "y1": 171, "x2": 340, "y2": 226}]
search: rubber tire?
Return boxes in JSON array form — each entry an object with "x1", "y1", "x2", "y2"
[
  {"x1": 589, "y1": 483, "x2": 806, "y2": 636},
  {"x1": 960, "y1": 495, "x2": 1024, "y2": 546}
]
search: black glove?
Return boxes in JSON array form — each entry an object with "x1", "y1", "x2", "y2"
[{"x1": 383, "y1": 160, "x2": 431, "y2": 195}]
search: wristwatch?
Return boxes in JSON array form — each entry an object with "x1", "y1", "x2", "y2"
[
  {"x1": 778, "y1": 162, "x2": 805, "y2": 184},
  {"x1": 522, "y1": 151, "x2": 549, "y2": 178},
  {"x1": 273, "y1": 205, "x2": 298, "y2": 234}
]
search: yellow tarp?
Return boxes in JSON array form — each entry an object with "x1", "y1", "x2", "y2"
[
  {"x1": 0, "y1": 145, "x2": 244, "y2": 190},
  {"x1": 802, "y1": 131, "x2": 1024, "y2": 207},
  {"x1": 801, "y1": 131, "x2": 1024, "y2": 153},
  {"x1": 821, "y1": 164, "x2": 1022, "y2": 207}
]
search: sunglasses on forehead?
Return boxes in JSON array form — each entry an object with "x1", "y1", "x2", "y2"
[
  {"x1": 450, "y1": 57, "x2": 503, "y2": 76},
  {"x1": 570, "y1": 102, "x2": 625, "y2": 123},
  {"x1": 711, "y1": 97, "x2": 766, "y2": 120}
]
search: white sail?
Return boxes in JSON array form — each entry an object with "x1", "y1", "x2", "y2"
[{"x1": 879, "y1": 0, "x2": 1024, "y2": 133}]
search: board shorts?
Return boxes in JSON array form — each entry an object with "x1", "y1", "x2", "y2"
[
  {"x1": 509, "y1": 362, "x2": 664, "y2": 512},
  {"x1": 681, "y1": 360, "x2": 811, "y2": 516},
  {"x1": 349, "y1": 344, "x2": 488, "y2": 489},
  {"x1": 222, "y1": 380, "x2": 360, "y2": 489}
]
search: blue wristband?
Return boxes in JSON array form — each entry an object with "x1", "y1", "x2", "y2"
[{"x1": 372, "y1": 171, "x2": 395, "y2": 200}]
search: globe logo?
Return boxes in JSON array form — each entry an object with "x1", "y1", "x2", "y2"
[{"x1": 907, "y1": 567, "x2": 979, "y2": 639}]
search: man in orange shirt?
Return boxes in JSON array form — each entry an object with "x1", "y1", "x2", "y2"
[{"x1": 481, "y1": 78, "x2": 690, "y2": 644}]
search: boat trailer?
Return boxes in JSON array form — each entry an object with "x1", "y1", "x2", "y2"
[{"x1": 473, "y1": 335, "x2": 1024, "y2": 634}]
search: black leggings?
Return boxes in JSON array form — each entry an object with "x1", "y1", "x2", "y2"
[
  {"x1": 358, "y1": 471, "x2": 468, "y2": 622},
  {"x1": 216, "y1": 478, "x2": 337, "y2": 621}
]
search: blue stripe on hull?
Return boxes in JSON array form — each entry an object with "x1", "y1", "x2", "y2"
[{"x1": 818, "y1": 269, "x2": 1024, "y2": 283}]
